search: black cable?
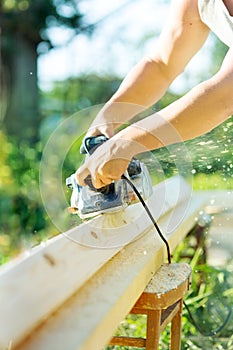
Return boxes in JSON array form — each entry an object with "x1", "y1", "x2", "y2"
[
  {"x1": 121, "y1": 174, "x2": 171, "y2": 264},
  {"x1": 183, "y1": 300, "x2": 232, "y2": 337},
  {"x1": 121, "y1": 174, "x2": 231, "y2": 337}
]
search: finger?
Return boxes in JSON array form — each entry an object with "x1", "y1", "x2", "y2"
[
  {"x1": 92, "y1": 175, "x2": 112, "y2": 189},
  {"x1": 86, "y1": 124, "x2": 114, "y2": 139},
  {"x1": 85, "y1": 130, "x2": 101, "y2": 137},
  {"x1": 75, "y1": 167, "x2": 90, "y2": 186},
  {"x1": 98, "y1": 160, "x2": 129, "y2": 181}
]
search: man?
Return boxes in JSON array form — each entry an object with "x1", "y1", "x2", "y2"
[{"x1": 76, "y1": 0, "x2": 233, "y2": 189}]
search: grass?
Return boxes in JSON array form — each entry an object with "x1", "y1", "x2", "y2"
[{"x1": 192, "y1": 173, "x2": 233, "y2": 190}]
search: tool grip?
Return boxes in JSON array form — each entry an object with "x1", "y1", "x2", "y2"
[
  {"x1": 80, "y1": 135, "x2": 108, "y2": 154},
  {"x1": 84, "y1": 175, "x2": 113, "y2": 195}
]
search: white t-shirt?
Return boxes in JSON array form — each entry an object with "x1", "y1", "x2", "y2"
[{"x1": 198, "y1": 0, "x2": 233, "y2": 47}]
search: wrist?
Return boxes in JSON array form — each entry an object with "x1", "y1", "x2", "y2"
[
  {"x1": 112, "y1": 127, "x2": 149, "y2": 160},
  {"x1": 94, "y1": 101, "x2": 145, "y2": 129}
]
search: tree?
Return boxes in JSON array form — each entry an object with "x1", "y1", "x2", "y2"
[{"x1": 1, "y1": 0, "x2": 88, "y2": 143}]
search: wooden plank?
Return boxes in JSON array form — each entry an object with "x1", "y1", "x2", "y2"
[
  {"x1": 14, "y1": 194, "x2": 205, "y2": 350},
  {"x1": 0, "y1": 176, "x2": 192, "y2": 349}
]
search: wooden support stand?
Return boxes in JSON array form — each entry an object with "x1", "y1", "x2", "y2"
[{"x1": 109, "y1": 263, "x2": 192, "y2": 350}]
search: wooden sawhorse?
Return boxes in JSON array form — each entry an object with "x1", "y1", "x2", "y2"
[{"x1": 109, "y1": 263, "x2": 192, "y2": 350}]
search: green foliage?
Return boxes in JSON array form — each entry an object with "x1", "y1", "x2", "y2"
[
  {"x1": 1, "y1": 0, "x2": 92, "y2": 143},
  {"x1": 0, "y1": 74, "x2": 123, "y2": 264},
  {"x1": 208, "y1": 39, "x2": 229, "y2": 76},
  {"x1": 192, "y1": 173, "x2": 233, "y2": 190},
  {"x1": 2, "y1": 0, "x2": 85, "y2": 49},
  {"x1": 40, "y1": 75, "x2": 121, "y2": 116},
  {"x1": 0, "y1": 131, "x2": 57, "y2": 264},
  {"x1": 187, "y1": 117, "x2": 233, "y2": 175},
  {"x1": 150, "y1": 114, "x2": 233, "y2": 183}
]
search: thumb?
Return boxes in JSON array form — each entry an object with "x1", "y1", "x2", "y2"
[{"x1": 75, "y1": 166, "x2": 90, "y2": 186}]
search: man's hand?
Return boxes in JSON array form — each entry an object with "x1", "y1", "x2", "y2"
[{"x1": 76, "y1": 137, "x2": 131, "y2": 189}]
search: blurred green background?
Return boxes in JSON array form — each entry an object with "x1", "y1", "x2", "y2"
[{"x1": 0, "y1": 0, "x2": 232, "y2": 265}]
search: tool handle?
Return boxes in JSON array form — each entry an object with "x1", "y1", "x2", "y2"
[
  {"x1": 84, "y1": 175, "x2": 114, "y2": 195},
  {"x1": 80, "y1": 135, "x2": 108, "y2": 154}
]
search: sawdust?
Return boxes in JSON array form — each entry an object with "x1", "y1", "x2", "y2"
[
  {"x1": 145, "y1": 263, "x2": 191, "y2": 294},
  {"x1": 95, "y1": 210, "x2": 135, "y2": 228}
]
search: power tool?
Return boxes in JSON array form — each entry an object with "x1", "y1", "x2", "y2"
[{"x1": 66, "y1": 135, "x2": 153, "y2": 218}]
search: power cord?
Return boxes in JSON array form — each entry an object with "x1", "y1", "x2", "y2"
[
  {"x1": 121, "y1": 174, "x2": 232, "y2": 337},
  {"x1": 183, "y1": 300, "x2": 232, "y2": 337},
  {"x1": 121, "y1": 174, "x2": 171, "y2": 264}
]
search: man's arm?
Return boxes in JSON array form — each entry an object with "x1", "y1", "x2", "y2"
[
  {"x1": 77, "y1": 0, "x2": 227, "y2": 188},
  {"x1": 77, "y1": 44, "x2": 233, "y2": 188},
  {"x1": 88, "y1": 0, "x2": 210, "y2": 136},
  {"x1": 115, "y1": 46, "x2": 233, "y2": 154}
]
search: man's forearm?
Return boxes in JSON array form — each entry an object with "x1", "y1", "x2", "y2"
[
  {"x1": 110, "y1": 56, "x2": 173, "y2": 106},
  {"x1": 114, "y1": 76, "x2": 233, "y2": 155}
]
